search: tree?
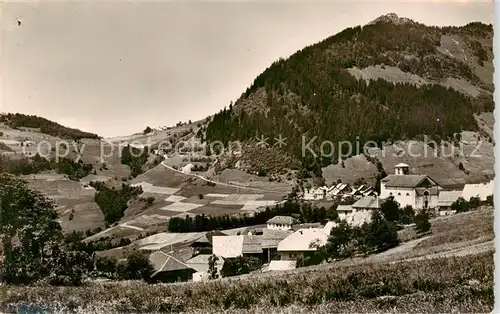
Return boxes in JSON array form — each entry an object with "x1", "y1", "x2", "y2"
[
  {"x1": 451, "y1": 197, "x2": 470, "y2": 213},
  {"x1": 0, "y1": 174, "x2": 90, "y2": 285},
  {"x1": 207, "y1": 254, "x2": 219, "y2": 280},
  {"x1": 116, "y1": 250, "x2": 154, "y2": 282},
  {"x1": 325, "y1": 220, "x2": 357, "y2": 258},
  {"x1": 415, "y1": 212, "x2": 431, "y2": 234},
  {"x1": 468, "y1": 196, "x2": 481, "y2": 210},
  {"x1": 143, "y1": 126, "x2": 152, "y2": 135},
  {"x1": 363, "y1": 210, "x2": 399, "y2": 253},
  {"x1": 380, "y1": 196, "x2": 400, "y2": 222},
  {"x1": 486, "y1": 194, "x2": 493, "y2": 206},
  {"x1": 400, "y1": 205, "x2": 415, "y2": 224}
]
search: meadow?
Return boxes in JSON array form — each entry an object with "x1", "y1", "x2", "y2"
[{"x1": 0, "y1": 252, "x2": 492, "y2": 313}]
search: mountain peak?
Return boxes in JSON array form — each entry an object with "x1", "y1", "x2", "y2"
[{"x1": 367, "y1": 13, "x2": 415, "y2": 26}]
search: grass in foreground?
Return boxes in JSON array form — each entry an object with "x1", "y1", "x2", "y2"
[{"x1": 0, "y1": 252, "x2": 493, "y2": 313}]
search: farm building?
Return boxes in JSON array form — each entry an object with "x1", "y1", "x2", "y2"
[
  {"x1": 352, "y1": 195, "x2": 385, "y2": 211},
  {"x1": 303, "y1": 187, "x2": 327, "y2": 200},
  {"x1": 380, "y1": 163, "x2": 442, "y2": 210},
  {"x1": 149, "y1": 251, "x2": 197, "y2": 283},
  {"x1": 266, "y1": 216, "x2": 298, "y2": 231},
  {"x1": 462, "y1": 180, "x2": 494, "y2": 202},
  {"x1": 336, "y1": 199, "x2": 378, "y2": 227},
  {"x1": 277, "y1": 221, "x2": 336, "y2": 261},
  {"x1": 437, "y1": 190, "x2": 463, "y2": 216},
  {"x1": 336, "y1": 204, "x2": 354, "y2": 220},
  {"x1": 325, "y1": 183, "x2": 352, "y2": 198}
]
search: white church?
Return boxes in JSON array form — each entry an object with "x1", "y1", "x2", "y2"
[{"x1": 380, "y1": 163, "x2": 442, "y2": 211}]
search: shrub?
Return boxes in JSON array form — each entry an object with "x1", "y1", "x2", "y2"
[
  {"x1": 451, "y1": 197, "x2": 470, "y2": 213},
  {"x1": 0, "y1": 174, "x2": 92, "y2": 285},
  {"x1": 415, "y1": 212, "x2": 431, "y2": 234},
  {"x1": 486, "y1": 194, "x2": 493, "y2": 206},
  {"x1": 221, "y1": 257, "x2": 262, "y2": 277},
  {"x1": 400, "y1": 205, "x2": 415, "y2": 224},
  {"x1": 469, "y1": 196, "x2": 481, "y2": 209},
  {"x1": 207, "y1": 254, "x2": 219, "y2": 280},
  {"x1": 116, "y1": 250, "x2": 154, "y2": 282},
  {"x1": 380, "y1": 196, "x2": 400, "y2": 222}
]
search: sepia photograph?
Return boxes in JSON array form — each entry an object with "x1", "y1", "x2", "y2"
[{"x1": 0, "y1": 0, "x2": 496, "y2": 313}]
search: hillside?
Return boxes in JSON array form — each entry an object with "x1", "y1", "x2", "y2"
[
  {"x1": 0, "y1": 208, "x2": 493, "y2": 313},
  {"x1": 204, "y1": 14, "x2": 494, "y2": 182},
  {"x1": 0, "y1": 113, "x2": 101, "y2": 140}
]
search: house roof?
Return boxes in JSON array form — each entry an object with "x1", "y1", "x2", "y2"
[
  {"x1": 242, "y1": 235, "x2": 264, "y2": 254},
  {"x1": 149, "y1": 251, "x2": 195, "y2": 276},
  {"x1": 278, "y1": 227, "x2": 330, "y2": 252},
  {"x1": 437, "y1": 190, "x2": 463, "y2": 207},
  {"x1": 267, "y1": 216, "x2": 296, "y2": 225},
  {"x1": 336, "y1": 205, "x2": 354, "y2": 213},
  {"x1": 261, "y1": 229, "x2": 294, "y2": 248},
  {"x1": 381, "y1": 174, "x2": 439, "y2": 188},
  {"x1": 137, "y1": 232, "x2": 206, "y2": 251},
  {"x1": 264, "y1": 260, "x2": 297, "y2": 272},
  {"x1": 193, "y1": 230, "x2": 226, "y2": 245},
  {"x1": 352, "y1": 196, "x2": 385, "y2": 209},
  {"x1": 395, "y1": 163, "x2": 410, "y2": 167}
]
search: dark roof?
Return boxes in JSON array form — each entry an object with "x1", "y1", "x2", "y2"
[
  {"x1": 261, "y1": 229, "x2": 294, "y2": 248},
  {"x1": 242, "y1": 235, "x2": 264, "y2": 254},
  {"x1": 193, "y1": 230, "x2": 227, "y2": 245},
  {"x1": 149, "y1": 252, "x2": 196, "y2": 276},
  {"x1": 267, "y1": 216, "x2": 297, "y2": 225},
  {"x1": 381, "y1": 175, "x2": 439, "y2": 188}
]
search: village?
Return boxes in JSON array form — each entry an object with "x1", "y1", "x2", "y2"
[{"x1": 131, "y1": 163, "x2": 494, "y2": 283}]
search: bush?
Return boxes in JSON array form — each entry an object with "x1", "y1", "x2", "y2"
[
  {"x1": 116, "y1": 250, "x2": 154, "y2": 282},
  {"x1": 0, "y1": 174, "x2": 92, "y2": 286},
  {"x1": 95, "y1": 256, "x2": 118, "y2": 278},
  {"x1": 486, "y1": 195, "x2": 493, "y2": 206},
  {"x1": 146, "y1": 196, "x2": 155, "y2": 205},
  {"x1": 415, "y1": 212, "x2": 431, "y2": 234},
  {"x1": 380, "y1": 196, "x2": 400, "y2": 222},
  {"x1": 451, "y1": 197, "x2": 470, "y2": 213},
  {"x1": 469, "y1": 196, "x2": 481, "y2": 209},
  {"x1": 400, "y1": 205, "x2": 415, "y2": 224},
  {"x1": 221, "y1": 256, "x2": 262, "y2": 277},
  {"x1": 362, "y1": 210, "x2": 400, "y2": 253}
]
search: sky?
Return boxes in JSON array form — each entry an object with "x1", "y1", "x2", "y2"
[{"x1": 0, "y1": 0, "x2": 495, "y2": 138}]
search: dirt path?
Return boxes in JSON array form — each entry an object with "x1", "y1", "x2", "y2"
[{"x1": 160, "y1": 157, "x2": 286, "y2": 194}]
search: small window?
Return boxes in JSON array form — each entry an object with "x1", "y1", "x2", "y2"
[
  {"x1": 406, "y1": 193, "x2": 410, "y2": 196},
  {"x1": 398, "y1": 193, "x2": 401, "y2": 196},
  {"x1": 389, "y1": 192, "x2": 393, "y2": 196}
]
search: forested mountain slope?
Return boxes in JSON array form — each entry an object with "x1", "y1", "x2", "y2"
[{"x1": 205, "y1": 14, "x2": 494, "y2": 175}]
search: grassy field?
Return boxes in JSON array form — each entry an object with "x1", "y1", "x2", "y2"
[
  {"x1": 0, "y1": 207, "x2": 494, "y2": 313},
  {"x1": 0, "y1": 252, "x2": 492, "y2": 313}
]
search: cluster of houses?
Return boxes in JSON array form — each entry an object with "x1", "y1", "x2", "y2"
[
  {"x1": 132, "y1": 163, "x2": 493, "y2": 283},
  {"x1": 302, "y1": 183, "x2": 375, "y2": 200},
  {"x1": 304, "y1": 163, "x2": 493, "y2": 216}
]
